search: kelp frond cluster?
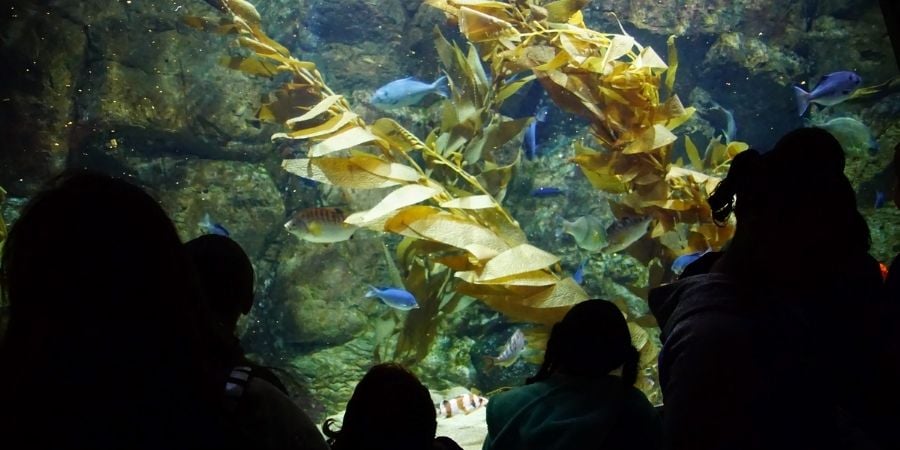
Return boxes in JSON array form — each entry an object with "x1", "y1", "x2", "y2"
[
  {"x1": 427, "y1": 0, "x2": 746, "y2": 264},
  {"x1": 187, "y1": 0, "x2": 591, "y2": 363}
]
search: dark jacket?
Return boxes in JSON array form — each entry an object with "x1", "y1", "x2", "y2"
[
  {"x1": 887, "y1": 254, "x2": 900, "y2": 302},
  {"x1": 649, "y1": 274, "x2": 846, "y2": 450},
  {"x1": 482, "y1": 374, "x2": 660, "y2": 450}
]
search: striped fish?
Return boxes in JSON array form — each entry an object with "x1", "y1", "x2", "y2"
[
  {"x1": 436, "y1": 393, "x2": 489, "y2": 418},
  {"x1": 284, "y1": 207, "x2": 358, "y2": 243},
  {"x1": 485, "y1": 328, "x2": 526, "y2": 369}
]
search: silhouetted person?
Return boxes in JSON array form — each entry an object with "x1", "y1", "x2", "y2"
[
  {"x1": 185, "y1": 234, "x2": 287, "y2": 388},
  {"x1": 323, "y1": 363, "x2": 460, "y2": 450},
  {"x1": 0, "y1": 171, "x2": 225, "y2": 448},
  {"x1": 650, "y1": 128, "x2": 897, "y2": 450},
  {"x1": 483, "y1": 299, "x2": 661, "y2": 450},
  {"x1": 886, "y1": 142, "x2": 900, "y2": 300},
  {"x1": 185, "y1": 234, "x2": 328, "y2": 450}
]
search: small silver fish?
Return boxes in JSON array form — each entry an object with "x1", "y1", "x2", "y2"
[
  {"x1": 371, "y1": 76, "x2": 450, "y2": 109},
  {"x1": 485, "y1": 328, "x2": 526, "y2": 369},
  {"x1": 603, "y1": 216, "x2": 652, "y2": 253}
]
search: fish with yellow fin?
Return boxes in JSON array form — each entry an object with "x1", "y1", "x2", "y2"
[
  {"x1": 602, "y1": 216, "x2": 652, "y2": 253},
  {"x1": 284, "y1": 207, "x2": 358, "y2": 243},
  {"x1": 484, "y1": 328, "x2": 526, "y2": 370}
]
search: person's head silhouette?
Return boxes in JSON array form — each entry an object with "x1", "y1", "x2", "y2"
[
  {"x1": 528, "y1": 299, "x2": 639, "y2": 386},
  {"x1": 0, "y1": 171, "x2": 221, "y2": 447},
  {"x1": 708, "y1": 127, "x2": 870, "y2": 284},
  {"x1": 324, "y1": 363, "x2": 437, "y2": 450},
  {"x1": 185, "y1": 234, "x2": 255, "y2": 334}
]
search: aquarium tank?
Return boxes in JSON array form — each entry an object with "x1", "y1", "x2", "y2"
[{"x1": 0, "y1": 0, "x2": 898, "y2": 444}]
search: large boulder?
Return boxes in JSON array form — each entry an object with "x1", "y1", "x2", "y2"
[{"x1": 269, "y1": 236, "x2": 386, "y2": 348}]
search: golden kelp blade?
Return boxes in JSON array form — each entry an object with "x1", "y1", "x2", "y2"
[
  {"x1": 665, "y1": 35, "x2": 678, "y2": 94},
  {"x1": 346, "y1": 184, "x2": 442, "y2": 226},
  {"x1": 345, "y1": 153, "x2": 421, "y2": 182},
  {"x1": 285, "y1": 94, "x2": 344, "y2": 125},
  {"x1": 684, "y1": 136, "x2": 704, "y2": 171},
  {"x1": 466, "y1": 277, "x2": 589, "y2": 324},
  {"x1": 623, "y1": 125, "x2": 677, "y2": 155},
  {"x1": 629, "y1": 322, "x2": 650, "y2": 350},
  {"x1": 424, "y1": 0, "x2": 458, "y2": 15},
  {"x1": 237, "y1": 36, "x2": 280, "y2": 55},
  {"x1": 544, "y1": 0, "x2": 589, "y2": 22},
  {"x1": 371, "y1": 118, "x2": 430, "y2": 153},
  {"x1": 308, "y1": 127, "x2": 384, "y2": 158},
  {"x1": 457, "y1": 270, "x2": 560, "y2": 287},
  {"x1": 384, "y1": 206, "x2": 510, "y2": 261},
  {"x1": 848, "y1": 76, "x2": 900, "y2": 99},
  {"x1": 459, "y1": 7, "x2": 519, "y2": 42},
  {"x1": 439, "y1": 195, "x2": 496, "y2": 209},
  {"x1": 282, "y1": 156, "x2": 410, "y2": 189},
  {"x1": 218, "y1": 56, "x2": 281, "y2": 77},
  {"x1": 472, "y1": 244, "x2": 560, "y2": 282},
  {"x1": 274, "y1": 112, "x2": 359, "y2": 140}
]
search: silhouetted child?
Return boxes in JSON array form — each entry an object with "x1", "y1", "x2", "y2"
[
  {"x1": 0, "y1": 171, "x2": 226, "y2": 448},
  {"x1": 185, "y1": 234, "x2": 328, "y2": 450},
  {"x1": 482, "y1": 299, "x2": 661, "y2": 450},
  {"x1": 323, "y1": 363, "x2": 461, "y2": 450},
  {"x1": 184, "y1": 235, "x2": 287, "y2": 388},
  {"x1": 650, "y1": 128, "x2": 896, "y2": 450}
]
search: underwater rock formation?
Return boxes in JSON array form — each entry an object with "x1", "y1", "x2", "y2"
[
  {"x1": 148, "y1": 158, "x2": 284, "y2": 257},
  {"x1": 270, "y1": 238, "x2": 385, "y2": 348},
  {"x1": 0, "y1": 3, "x2": 86, "y2": 196},
  {"x1": 0, "y1": 0, "x2": 279, "y2": 197},
  {"x1": 289, "y1": 333, "x2": 375, "y2": 418}
]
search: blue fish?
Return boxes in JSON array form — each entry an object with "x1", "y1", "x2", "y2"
[
  {"x1": 572, "y1": 258, "x2": 589, "y2": 285},
  {"x1": 531, "y1": 187, "x2": 565, "y2": 197},
  {"x1": 523, "y1": 106, "x2": 549, "y2": 160},
  {"x1": 875, "y1": 191, "x2": 886, "y2": 209},
  {"x1": 794, "y1": 71, "x2": 862, "y2": 116},
  {"x1": 365, "y1": 286, "x2": 419, "y2": 311},
  {"x1": 199, "y1": 213, "x2": 230, "y2": 237},
  {"x1": 371, "y1": 76, "x2": 450, "y2": 109},
  {"x1": 671, "y1": 249, "x2": 710, "y2": 275}
]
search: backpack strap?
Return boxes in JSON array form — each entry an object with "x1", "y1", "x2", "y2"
[{"x1": 223, "y1": 366, "x2": 253, "y2": 414}]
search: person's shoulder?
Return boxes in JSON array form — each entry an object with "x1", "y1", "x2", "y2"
[
  {"x1": 490, "y1": 383, "x2": 538, "y2": 405},
  {"x1": 487, "y1": 382, "x2": 552, "y2": 416},
  {"x1": 245, "y1": 376, "x2": 288, "y2": 399},
  {"x1": 242, "y1": 377, "x2": 330, "y2": 450}
]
